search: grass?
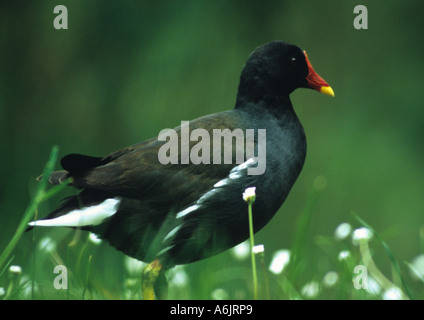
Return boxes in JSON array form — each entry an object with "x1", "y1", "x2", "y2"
[
  {"x1": 1, "y1": 151, "x2": 424, "y2": 300},
  {"x1": 243, "y1": 186, "x2": 258, "y2": 299},
  {"x1": 0, "y1": 146, "x2": 60, "y2": 272}
]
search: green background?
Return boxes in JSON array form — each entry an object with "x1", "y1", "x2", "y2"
[{"x1": 1, "y1": 1, "x2": 423, "y2": 299}]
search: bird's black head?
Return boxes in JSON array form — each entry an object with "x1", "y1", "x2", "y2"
[{"x1": 235, "y1": 41, "x2": 333, "y2": 107}]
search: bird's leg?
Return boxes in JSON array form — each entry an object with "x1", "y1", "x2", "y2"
[{"x1": 142, "y1": 259, "x2": 167, "y2": 300}]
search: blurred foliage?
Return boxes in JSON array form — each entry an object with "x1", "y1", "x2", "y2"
[{"x1": 1, "y1": 1, "x2": 423, "y2": 299}]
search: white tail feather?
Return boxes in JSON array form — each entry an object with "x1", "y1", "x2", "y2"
[{"x1": 29, "y1": 198, "x2": 120, "y2": 227}]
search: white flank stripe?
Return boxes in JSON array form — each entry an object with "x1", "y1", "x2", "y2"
[
  {"x1": 213, "y1": 179, "x2": 226, "y2": 188},
  {"x1": 232, "y1": 157, "x2": 255, "y2": 171},
  {"x1": 229, "y1": 171, "x2": 242, "y2": 180},
  {"x1": 176, "y1": 204, "x2": 199, "y2": 219},
  {"x1": 156, "y1": 245, "x2": 175, "y2": 257},
  {"x1": 29, "y1": 198, "x2": 120, "y2": 227},
  {"x1": 163, "y1": 225, "x2": 182, "y2": 242},
  {"x1": 176, "y1": 158, "x2": 256, "y2": 219},
  {"x1": 214, "y1": 158, "x2": 255, "y2": 188}
]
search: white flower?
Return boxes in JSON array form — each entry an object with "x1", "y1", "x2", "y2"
[
  {"x1": 242, "y1": 187, "x2": 256, "y2": 203},
  {"x1": 338, "y1": 250, "x2": 351, "y2": 261},
  {"x1": 334, "y1": 222, "x2": 352, "y2": 240},
  {"x1": 323, "y1": 271, "x2": 339, "y2": 288},
  {"x1": 9, "y1": 265, "x2": 22, "y2": 275},
  {"x1": 211, "y1": 288, "x2": 229, "y2": 300},
  {"x1": 366, "y1": 277, "x2": 381, "y2": 295},
  {"x1": 252, "y1": 244, "x2": 264, "y2": 254},
  {"x1": 268, "y1": 249, "x2": 290, "y2": 275},
  {"x1": 383, "y1": 287, "x2": 403, "y2": 300},
  {"x1": 231, "y1": 241, "x2": 250, "y2": 261},
  {"x1": 89, "y1": 232, "x2": 102, "y2": 245},
  {"x1": 352, "y1": 227, "x2": 373, "y2": 245},
  {"x1": 301, "y1": 281, "x2": 319, "y2": 298},
  {"x1": 38, "y1": 236, "x2": 56, "y2": 254},
  {"x1": 167, "y1": 266, "x2": 189, "y2": 287}
]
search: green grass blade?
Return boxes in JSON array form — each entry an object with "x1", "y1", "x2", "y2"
[
  {"x1": 0, "y1": 146, "x2": 59, "y2": 271},
  {"x1": 352, "y1": 212, "x2": 414, "y2": 300},
  {"x1": 289, "y1": 176, "x2": 326, "y2": 281},
  {"x1": 247, "y1": 201, "x2": 258, "y2": 299}
]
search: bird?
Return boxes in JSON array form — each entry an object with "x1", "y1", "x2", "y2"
[{"x1": 29, "y1": 41, "x2": 334, "y2": 299}]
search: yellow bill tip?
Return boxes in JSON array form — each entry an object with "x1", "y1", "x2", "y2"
[{"x1": 320, "y1": 86, "x2": 335, "y2": 97}]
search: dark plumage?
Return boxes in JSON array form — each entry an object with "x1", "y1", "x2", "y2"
[{"x1": 30, "y1": 41, "x2": 333, "y2": 283}]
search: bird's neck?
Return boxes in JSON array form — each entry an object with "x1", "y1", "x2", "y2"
[{"x1": 234, "y1": 91, "x2": 294, "y2": 119}]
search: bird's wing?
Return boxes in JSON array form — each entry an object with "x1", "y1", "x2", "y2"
[{"x1": 60, "y1": 110, "x2": 254, "y2": 203}]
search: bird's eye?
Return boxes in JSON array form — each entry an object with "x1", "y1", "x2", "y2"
[{"x1": 291, "y1": 57, "x2": 297, "y2": 65}]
